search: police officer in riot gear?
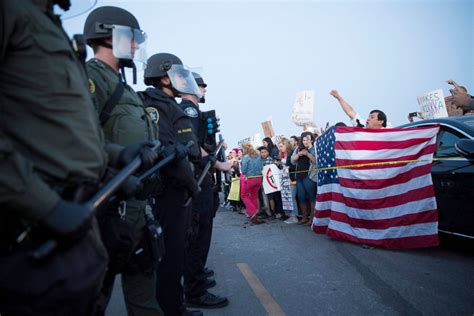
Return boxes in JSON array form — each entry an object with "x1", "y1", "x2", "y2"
[
  {"x1": 0, "y1": 0, "x2": 151, "y2": 314},
  {"x1": 140, "y1": 53, "x2": 203, "y2": 316},
  {"x1": 180, "y1": 73, "x2": 231, "y2": 309},
  {"x1": 83, "y1": 6, "x2": 163, "y2": 315}
]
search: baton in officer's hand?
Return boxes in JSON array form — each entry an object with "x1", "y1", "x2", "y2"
[
  {"x1": 31, "y1": 141, "x2": 162, "y2": 261},
  {"x1": 183, "y1": 139, "x2": 225, "y2": 207},
  {"x1": 138, "y1": 141, "x2": 195, "y2": 182}
]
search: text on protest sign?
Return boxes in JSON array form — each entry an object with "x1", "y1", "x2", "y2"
[
  {"x1": 292, "y1": 90, "x2": 315, "y2": 126},
  {"x1": 417, "y1": 89, "x2": 448, "y2": 119}
]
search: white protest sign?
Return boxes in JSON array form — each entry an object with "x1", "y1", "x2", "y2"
[
  {"x1": 416, "y1": 89, "x2": 448, "y2": 119},
  {"x1": 237, "y1": 136, "x2": 251, "y2": 148},
  {"x1": 262, "y1": 165, "x2": 282, "y2": 194},
  {"x1": 251, "y1": 133, "x2": 262, "y2": 149},
  {"x1": 292, "y1": 90, "x2": 315, "y2": 126}
]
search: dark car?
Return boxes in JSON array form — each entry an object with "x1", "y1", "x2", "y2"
[{"x1": 399, "y1": 116, "x2": 474, "y2": 239}]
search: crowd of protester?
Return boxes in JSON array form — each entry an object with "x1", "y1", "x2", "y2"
[{"x1": 221, "y1": 79, "x2": 474, "y2": 226}]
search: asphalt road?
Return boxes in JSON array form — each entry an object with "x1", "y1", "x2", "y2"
[{"x1": 108, "y1": 206, "x2": 474, "y2": 316}]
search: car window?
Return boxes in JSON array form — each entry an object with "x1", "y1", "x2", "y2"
[{"x1": 435, "y1": 129, "x2": 465, "y2": 158}]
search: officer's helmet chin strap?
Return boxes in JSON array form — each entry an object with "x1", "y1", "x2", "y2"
[{"x1": 118, "y1": 59, "x2": 137, "y2": 85}]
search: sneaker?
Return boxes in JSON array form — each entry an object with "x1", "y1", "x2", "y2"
[
  {"x1": 280, "y1": 215, "x2": 289, "y2": 221},
  {"x1": 284, "y1": 216, "x2": 298, "y2": 224},
  {"x1": 186, "y1": 292, "x2": 229, "y2": 309},
  {"x1": 275, "y1": 213, "x2": 282, "y2": 219}
]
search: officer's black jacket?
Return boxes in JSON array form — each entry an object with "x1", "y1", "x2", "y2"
[
  {"x1": 178, "y1": 99, "x2": 201, "y2": 144},
  {"x1": 139, "y1": 88, "x2": 200, "y2": 161}
]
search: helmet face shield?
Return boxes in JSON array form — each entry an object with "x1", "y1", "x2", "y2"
[
  {"x1": 112, "y1": 25, "x2": 147, "y2": 64},
  {"x1": 167, "y1": 65, "x2": 202, "y2": 98}
]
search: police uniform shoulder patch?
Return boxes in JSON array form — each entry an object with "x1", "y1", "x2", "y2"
[
  {"x1": 88, "y1": 79, "x2": 96, "y2": 94},
  {"x1": 145, "y1": 107, "x2": 160, "y2": 125},
  {"x1": 184, "y1": 106, "x2": 198, "y2": 118}
]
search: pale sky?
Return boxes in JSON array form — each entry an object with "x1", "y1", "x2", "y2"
[{"x1": 62, "y1": 0, "x2": 474, "y2": 148}]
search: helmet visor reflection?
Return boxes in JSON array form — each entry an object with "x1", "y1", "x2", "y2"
[
  {"x1": 112, "y1": 25, "x2": 147, "y2": 63},
  {"x1": 167, "y1": 64, "x2": 202, "y2": 98}
]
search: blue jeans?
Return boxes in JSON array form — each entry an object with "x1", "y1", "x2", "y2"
[{"x1": 296, "y1": 176, "x2": 317, "y2": 204}]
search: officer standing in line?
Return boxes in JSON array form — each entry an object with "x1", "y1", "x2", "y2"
[
  {"x1": 0, "y1": 0, "x2": 155, "y2": 314},
  {"x1": 83, "y1": 6, "x2": 163, "y2": 315},
  {"x1": 140, "y1": 53, "x2": 203, "y2": 316},
  {"x1": 180, "y1": 73, "x2": 231, "y2": 309}
]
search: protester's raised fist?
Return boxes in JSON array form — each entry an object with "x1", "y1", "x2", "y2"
[
  {"x1": 447, "y1": 79, "x2": 455, "y2": 85},
  {"x1": 330, "y1": 90, "x2": 341, "y2": 99}
]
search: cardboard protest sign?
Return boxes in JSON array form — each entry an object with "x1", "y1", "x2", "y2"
[
  {"x1": 292, "y1": 90, "x2": 315, "y2": 126},
  {"x1": 262, "y1": 165, "x2": 282, "y2": 194},
  {"x1": 417, "y1": 89, "x2": 448, "y2": 119},
  {"x1": 261, "y1": 120, "x2": 275, "y2": 138}
]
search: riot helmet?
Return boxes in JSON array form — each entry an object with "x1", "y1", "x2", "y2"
[
  {"x1": 144, "y1": 53, "x2": 202, "y2": 98},
  {"x1": 83, "y1": 6, "x2": 147, "y2": 83},
  {"x1": 192, "y1": 72, "x2": 207, "y2": 103},
  {"x1": 192, "y1": 72, "x2": 207, "y2": 88}
]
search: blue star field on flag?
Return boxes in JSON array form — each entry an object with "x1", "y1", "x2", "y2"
[{"x1": 316, "y1": 127, "x2": 339, "y2": 186}]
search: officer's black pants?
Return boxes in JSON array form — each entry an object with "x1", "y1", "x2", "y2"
[
  {"x1": 155, "y1": 186, "x2": 190, "y2": 316},
  {"x1": 184, "y1": 183, "x2": 214, "y2": 298}
]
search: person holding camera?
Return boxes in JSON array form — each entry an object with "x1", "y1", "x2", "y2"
[{"x1": 291, "y1": 132, "x2": 317, "y2": 226}]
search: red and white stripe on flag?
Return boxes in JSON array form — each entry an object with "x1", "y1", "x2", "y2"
[{"x1": 312, "y1": 125, "x2": 440, "y2": 249}]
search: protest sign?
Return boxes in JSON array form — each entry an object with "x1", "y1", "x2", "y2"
[
  {"x1": 237, "y1": 136, "x2": 251, "y2": 148},
  {"x1": 262, "y1": 165, "x2": 282, "y2": 194},
  {"x1": 261, "y1": 120, "x2": 275, "y2": 137},
  {"x1": 416, "y1": 89, "x2": 448, "y2": 119},
  {"x1": 227, "y1": 178, "x2": 240, "y2": 201},
  {"x1": 292, "y1": 90, "x2": 315, "y2": 127}
]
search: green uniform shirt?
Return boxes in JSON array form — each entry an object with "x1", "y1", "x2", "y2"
[
  {"x1": 0, "y1": 1, "x2": 109, "y2": 224},
  {"x1": 87, "y1": 58, "x2": 159, "y2": 226}
]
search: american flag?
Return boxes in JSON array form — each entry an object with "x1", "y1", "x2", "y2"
[{"x1": 312, "y1": 125, "x2": 440, "y2": 249}]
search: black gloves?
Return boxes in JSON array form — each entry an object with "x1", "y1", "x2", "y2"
[
  {"x1": 119, "y1": 141, "x2": 160, "y2": 170},
  {"x1": 41, "y1": 200, "x2": 92, "y2": 239},
  {"x1": 161, "y1": 143, "x2": 190, "y2": 160}
]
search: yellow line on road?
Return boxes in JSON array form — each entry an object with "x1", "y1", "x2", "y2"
[{"x1": 237, "y1": 263, "x2": 286, "y2": 316}]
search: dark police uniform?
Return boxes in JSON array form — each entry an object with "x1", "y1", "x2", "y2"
[
  {"x1": 179, "y1": 99, "x2": 217, "y2": 299},
  {"x1": 0, "y1": 1, "x2": 111, "y2": 314},
  {"x1": 139, "y1": 88, "x2": 200, "y2": 316},
  {"x1": 87, "y1": 58, "x2": 162, "y2": 315}
]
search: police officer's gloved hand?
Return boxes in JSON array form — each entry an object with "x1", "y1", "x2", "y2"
[
  {"x1": 119, "y1": 141, "x2": 160, "y2": 170},
  {"x1": 41, "y1": 200, "x2": 92, "y2": 240},
  {"x1": 117, "y1": 175, "x2": 143, "y2": 200},
  {"x1": 175, "y1": 143, "x2": 190, "y2": 160},
  {"x1": 161, "y1": 143, "x2": 189, "y2": 160},
  {"x1": 200, "y1": 154, "x2": 217, "y2": 169},
  {"x1": 173, "y1": 159, "x2": 201, "y2": 198}
]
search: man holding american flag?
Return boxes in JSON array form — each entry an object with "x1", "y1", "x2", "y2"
[{"x1": 312, "y1": 124, "x2": 440, "y2": 249}]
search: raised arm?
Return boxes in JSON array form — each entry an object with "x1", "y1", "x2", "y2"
[{"x1": 330, "y1": 90, "x2": 357, "y2": 120}]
